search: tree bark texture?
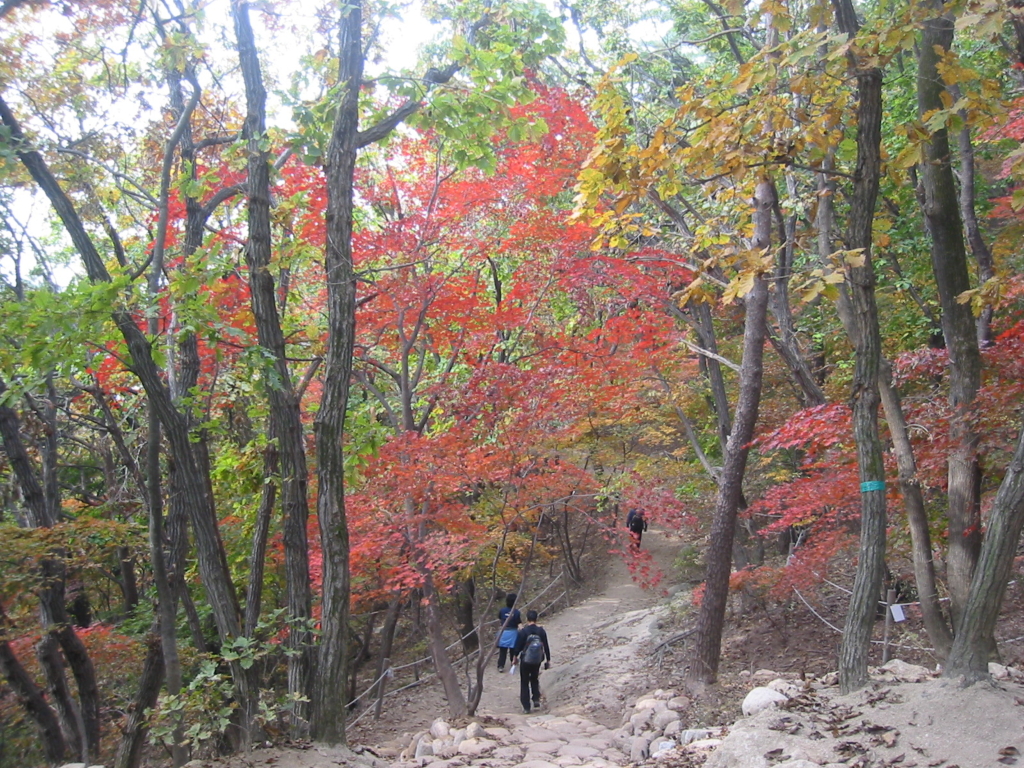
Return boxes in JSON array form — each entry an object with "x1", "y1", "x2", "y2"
[
  {"x1": 113, "y1": 631, "x2": 165, "y2": 768},
  {"x1": 233, "y1": 0, "x2": 313, "y2": 725},
  {"x1": 310, "y1": 0, "x2": 363, "y2": 743},
  {"x1": 36, "y1": 633, "x2": 87, "y2": 761},
  {"x1": 0, "y1": 89, "x2": 259, "y2": 747},
  {"x1": 0, "y1": 603, "x2": 67, "y2": 765},
  {"x1": 686, "y1": 180, "x2": 772, "y2": 685},
  {"x1": 830, "y1": 0, "x2": 888, "y2": 694},
  {"x1": 0, "y1": 380, "x2": 102, "y2": 756},
  {"x1": 949, "y1": 84, "x2": 995, "y2": 345},
  {"x1": 917, "y1": 9, "x2": 983, "y2": 626},
  {"x1": 945, "y1": 423, "x2": 1024, "y2": 680}
]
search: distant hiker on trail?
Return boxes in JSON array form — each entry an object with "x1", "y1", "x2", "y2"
[
  {"x1": 627, "y1": 508, "x2": 648, "y2": 549},
  {"x1": 511, "y1": 609, "x2": 551, "y2": 714},
  {"x1": 496, "y1": 592, "x2": 522, "y2": 672}
]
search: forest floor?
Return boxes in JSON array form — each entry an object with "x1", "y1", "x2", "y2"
[{"x1": 190, "y1": 526, "x2": 1024, "y2": 768}]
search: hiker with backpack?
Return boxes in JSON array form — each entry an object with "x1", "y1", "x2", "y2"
[
  {"x1": 511, "y1": 609, "x2": 551, "y2": 714},
  {"x1": 627, "y1": 508, "x2": 648, "y2": 549}
]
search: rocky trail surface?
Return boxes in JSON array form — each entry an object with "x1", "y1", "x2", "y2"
[{"x1": 158, "y1": 527, "x2": 1024, "y2": 768}]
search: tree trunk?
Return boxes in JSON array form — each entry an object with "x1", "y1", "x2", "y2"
[
  {"x1": 917, "y1": 7, "x2": 983, "y2": 628},
  {"x1": 310, "y1": 0, "x2": 363, "y2": 743},
  {"x1": 686, "y1": 180, "x2": 771, "y2": 686},
  {"x1": 878, "y1": 361, "x2": 953, "y2": 657},
  {"x1": 0, "y1": 380, "x2": 102, "y2": 757},
  {"x1": 768, "y1": 180, "x2": 827, "y2": 408},
  {"x1": 37, "y1": 633, "x2": 87, "y2": 762},
  {"x1": 0, "y1": 603, "x2": 67, "y2": 765},
  {"x1": 419, "y1": 557, "x2": 469, "y2": 717},
  {"x1": 831, "y1": 0, "x2": 888, "y2": 694},
  {"x1": 945, "y1": 423, "x2": 1024, "y2": 680},
  {"x1": 949, "y1": 83, "x2": 995, "y2": 346},
  {"x1": 245, "y1": 431, "x2": 278, "y2": 636},
  {"x1": 456, "y1": 577, "x2": 479, "y2": 653},
  {"x1": 233, "y1": 0, "x2": 313, "y2": 725},
  {"x1": 117, "y1": 546, "x2": 140, "y2": 614},
  {"x1": 113, "y1": 631, "x2": 165, "y2": 768},
  {"x1": 0, "y1": 89, "x2": 260, "y2": 749}
]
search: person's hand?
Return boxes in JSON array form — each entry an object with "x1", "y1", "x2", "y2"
[{"x1": 544, "y1": 661, "x2": 550, "y2": 670}]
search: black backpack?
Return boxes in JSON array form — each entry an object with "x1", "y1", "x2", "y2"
[{"x1": 522, "y1": 633, "x2": 545, "y2": 665}]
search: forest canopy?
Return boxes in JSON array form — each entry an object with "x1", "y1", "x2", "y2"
[{"x1": 1, "y1": 0, "x2": 1023, "y2": 765}]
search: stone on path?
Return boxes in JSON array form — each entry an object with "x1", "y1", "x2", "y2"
[{"x1": 741, "y1": 686, "x2": 788, "y2": 716}]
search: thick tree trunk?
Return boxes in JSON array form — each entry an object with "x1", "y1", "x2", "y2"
[
  {"x1": 233, "y1": 0, "x2": 313, "y2": 725},
  {"x1": 113, "y1": 631, "x2": 165, "y2": 768},
  {"x1": 945, "y1": 424, "x2": 1024, "y2": 680},
  {"x1": 0, "y1": 603, "x2": 67, "y2": 765},
  {"x1": 686, "y1": 180, "x2": 771, "y2": 686},
  {"x1": 917, "y1": 8, "x2": 983, "y2": 627}
]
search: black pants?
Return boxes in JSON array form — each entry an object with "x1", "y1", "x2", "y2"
[
  {"x1": 497, "y1": 646, "x2": 512, "y2": 668},
  {"x1": 519, "y1": 662, "x2": 541, "y2": 712}
]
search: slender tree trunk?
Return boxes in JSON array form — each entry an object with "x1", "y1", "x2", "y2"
[
  {"x1": 245, "y1": 430, "x2": 279, "y2": 636},
  {"x1": 768, "y1": 180, "x2": 827, "y2": 408},
  {"x1": 0, "y1": 89, "x2": 259, "y2": 749},
  {"x1": 948, "y1": 83, "x2": 995, "y2": 346},
  {"x1": 0, "y1": 603, "x2": 67, "y2": 765},
  {"x1": 917, "y1": 7, "x2": 983, "y2": 628},
  {"x1": 37, "y1": 633, "x2": 87, "y2": 761},
  {"x1": 113, "y1": 631, "x2": 165, "y2": 768},
  {"x1": 117, "y1": 546, "x2": 140, "y2": 614},
  {"x1": 310, "y1": 1, "x2": 363, "y2": 743},
  {"x1": 831, "y1": 0, "x2": 888, "y2": 694},
  {"x1": 945, "y1": 423, "x2": 1024, "y2": 680},
  {"x1": 418, "y1": 555, "x2": 469, "y2": 717},
  {"x1": 878, "y1": 362, "x2": 953, "y2": 656},
  {"x1": 686, "y1": 180, "x2": 771, "y2": 686},
  {"x1": 692, "y1": 301, "x2": 732, "y2": 455},
  {"x1": 0, "y1": 380, "x2": 102, "y2": 757},
  {"x1": 233, "y1": 0, "x2": 313, "y2": 725},
  {"x1": 456, "y1": 577, "x2": 479, "y2": 653}
]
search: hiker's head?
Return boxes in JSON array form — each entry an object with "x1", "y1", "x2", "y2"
[
  {"x1": 527, "y1": 609, "x2": 538, "y2": 622},
  {"x1": 506, "y1": 593, "x2": 517, "y2": 608}
]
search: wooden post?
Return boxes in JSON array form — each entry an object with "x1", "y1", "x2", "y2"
[
  {"x1": 373, "y1": 658, "x2": 391, "y2": 721},
  {"x1": 881, "y1": 588, "x2": 896, "y2": 664}
]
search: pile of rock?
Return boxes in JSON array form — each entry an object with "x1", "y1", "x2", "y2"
[
  {"x1": 377, "y1": 713, "x2": 631, "y2": 768},
  {"x1": 610, "y1": 687, "x2": 723, "y2": 763}
]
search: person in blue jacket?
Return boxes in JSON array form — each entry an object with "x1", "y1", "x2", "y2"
[{"x1": 496, "y1": 592, "x2": 522, "y2": 672}]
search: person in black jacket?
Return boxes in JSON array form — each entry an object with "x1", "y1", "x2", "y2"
[
  {"x1": 627, "y1": 508, "x2": 648, "y2": 549},
  {"x1": 511, "y1": 609, "x2": 551, "y2": 714}
]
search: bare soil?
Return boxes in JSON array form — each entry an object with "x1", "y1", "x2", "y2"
[{"x1": 189, "y1": 528, "x2": 1024, "y2": 768}]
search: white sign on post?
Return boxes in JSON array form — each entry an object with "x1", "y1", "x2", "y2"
[{"x1": 890, "y1": 604, "x2": 906, "y2": 622}]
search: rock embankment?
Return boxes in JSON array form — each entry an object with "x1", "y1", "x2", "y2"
[{"x1": 371, "y1": 687, "x2": 722, "y2": 768}]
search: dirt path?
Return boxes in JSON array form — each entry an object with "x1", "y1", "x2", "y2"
[
  {"x1": 341, "y1": 526, "x2": 681, "y2": 747},
  {"x1": 475, "y1": 527, "x2": 680, "y2": 726}
]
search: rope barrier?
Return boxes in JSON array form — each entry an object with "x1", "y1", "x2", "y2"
[{"x1": 346, "y1": 571, "x2": 568, "y2": 724}]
